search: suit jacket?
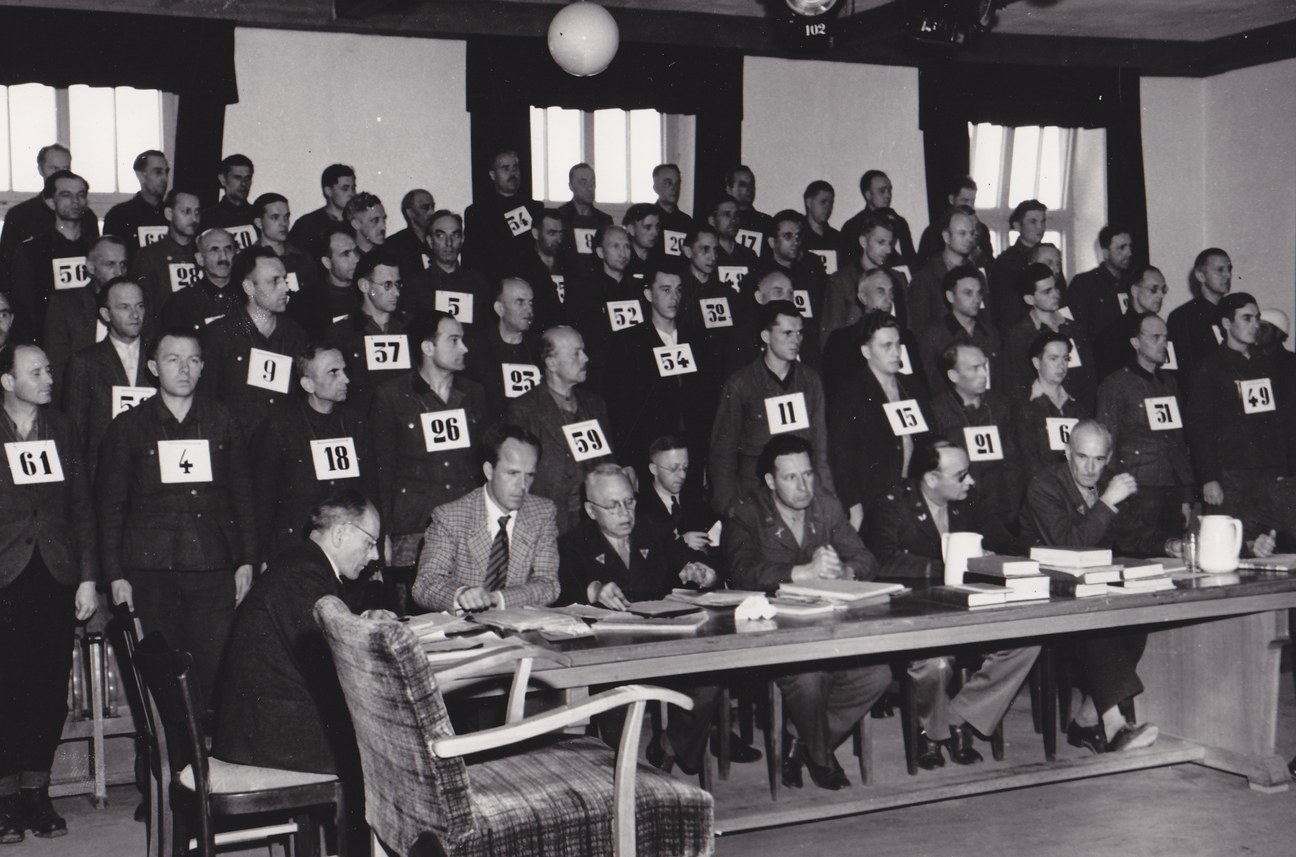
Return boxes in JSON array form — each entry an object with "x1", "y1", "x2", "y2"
[
  {"x1": 866, "y1": 479, "x2": 1023, "y2": 582},
  {"x1": 44, "y1": 285, "x2": 102, "y2": 397},
  {"x1": 1001, "y1": 313, "x2": 1097, "y2": 412},
  {"x1": 214, "y1": 541, "x2": 353, "y2": 775},
  {"x1": 930, "y1": 386, "x2": 1023, "y2": 529},
  {"x1": 557, "y1": 514, "x2": 690, "y2": 606},
  {"x1": 1009, "y1": 385, "x2": 1090, "y2": 474},
  {"x1": 62, "y1": 336, "x2": 154, "y2": 481},
  {"x1": 821, "y1": 314, "x2": 928, "y2": 405},
  {"x1": 412, "y1": 487, "x2": 560, "y2": 611},
  {"x1": 827, "y1": 364, "x2": 931, "y2": 512},
  {"x1": 1019, "y1": 463, "x2": 1119, "y2": 550}
]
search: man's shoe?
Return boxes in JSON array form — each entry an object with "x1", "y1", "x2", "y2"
[
  {"x1": 781, "y1": 736, "x2": 804, "y2": 789},
  {"x1": 1066, "y1": 720, "x2": 1107, "y2": 754},
  {"x1": 1108, "y1": 722, "x2": 1159, "y2": 752},
  {"x1": 870, "y1": 695, "x2": 896, "y2": 719},
  {"x1": 946, "y1": 724, "x2": 983, "y2": 766},
  {"x1": 0, "y1": 795, "x2": 24, "y2": 845},
  {"x1": 801, "y1": 747, "x2": 850, "y2": 791},
  {"x1": 17, "y1": 788, "x2": 66, "y2": 838},
  {"x1": 712, "y1": 732, "x2": 762, "y2": 763},
  {"x1": 916, "y1": 731, "x2": 946, "y2": 770}
]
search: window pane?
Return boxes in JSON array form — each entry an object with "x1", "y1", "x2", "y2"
[
  {"x1": 628, "y1": 109, "x2": 661, "y2": 203},
  {"x1": 529, "y1": 106, "x2": 547, "y2": 200},
  {"x1": 593, "y1": 109, "x2": 627, "y2": 203},
  {"x1": 9, "y1": 84, "x2": 56, "y2": 193},
  {"x1": 1036, "y1": 126, "x2": 1065, "y2": 210},
  {"x1": 115, "y1": 88, "x2": 162, "y2": 190},
  {"x1": 543, "y1": 107, "x2": 581, "y2": 203},
  {"x1": 1008, "y1": 126, "x2": 1040, "y2": 205},
  {"x1": 69, "y1": 85, "x2": 117, "y2": 192},
  {"x1": 969, "y1": 123, "x2": 1003, "y2": 207},
  {"x1": 0, "y1": 88, "x2": 10, "y2": 192}
]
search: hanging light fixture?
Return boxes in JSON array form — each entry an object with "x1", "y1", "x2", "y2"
[{"x1": 548, "y1": 2, "x2": 620, "y2": 77}]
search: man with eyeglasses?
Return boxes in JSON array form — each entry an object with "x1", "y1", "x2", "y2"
[
  {"x1": 639, "y1": 434, "x2": 718, "y2": 557},
  {"x1": 10, "y1": 170, "x2": 96, "y2": 335},
  {"x1": 328, "y1": 248, "x2": 409, "y2": 418}
]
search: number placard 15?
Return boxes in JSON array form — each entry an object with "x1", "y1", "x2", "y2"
[
  {"x1": 882, "y1": 399, "x2": 927, "y2": 436},
  {"x1": 309, "y1": 437, "x2": 360, "y2": 480}
]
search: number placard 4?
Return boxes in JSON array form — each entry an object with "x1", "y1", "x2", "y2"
[
  {"x1": 420, "y1": 408, "x2": 470, "y2": 452},
  {"x1": 663, "y1": 230, "x2": 686, "y2": 257},
  {"x1": 504, "y1": 206, "x2": 533, "y2": 237},
  {"x1": 607, "y1": 300, "x2": 644, "y2": 332},
  {"x1": 963, "y1": 425, "x2": 1004, "y2": 461},
  {"x1": 1143, "y1": 396, "x2": 1184, "y2": 431},
  {"x1": 501, "y1": 363, "x2": 541, "y2": 398},
  {"x1": 653, "y1": 343, "x2": 697, "y2": 377},
  {"x1": 735, "y1": 229, "x2": 763, "y2": 255},
  {"x1": 700, "y1": 297, "x2": 733, "y2": 329},
  {"x1": 52, "y1": 256, "x2": 90, "y2": 290},
  {"x1": 168, "y1": 262, "x2": 200, "y2": 292},
  {"x1": 157, "y1": 439, "x2": 212, "y2": 483},
  {"x1": 1046, "y1": 417, "x2": 1079, "y2": 451},
  {"x1": 764, "y1": 392, "x2": 810, "y2": 434},
  {"x1": 5, "y1": 440, "x2": 64, "y2": 485},
  {"x1": 809, "y1": 249, "x2": 838, "y2": 274},
  {"x1": 563, "y1": 419, "x2": 609, "y2": 462},
  {"x1": 882, "y1": 399, "x2": 927, "y2": 436},
  {"x1": 1240, "y1": 378, "x2": 1276, "y2": 414},
  {"x1": 791, "y1": 290, "x2": 814, "y2": 318},
  {"x1": 309, "y1": 437, "x2": 360, "y2": 480},
  {"x1": 246, "y1": 347, "x2": 292, "y2": 394},
  {"x1": 434, "y1": 291, "x2": 474, "y2": 323},
  {"x1": 364, "y1": 335, "x2": 411, "y2": 371},
  {"x1": 574, "y1": 228, "x2": 597, "y2": 254},
  {"x1": 111, "y1": 386, "x2": 157, "y2": 419}
]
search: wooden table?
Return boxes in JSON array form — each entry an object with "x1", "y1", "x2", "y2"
[{"x1": 451, "y1": 573, "x2": 1296, "y2": 832}]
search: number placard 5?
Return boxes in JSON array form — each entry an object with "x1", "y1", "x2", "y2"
[
  {"x1": 764, "y1": 392, "x2": 810, "y2": 434},
  {"x1": 504, "y1": 205, "x2": 533, "y2": 237},
  {"x1": 562, "y1": 419, "x2": 609, "y2": 462},
  {"x1": 52, "y1": 256, "x2": 90, "y2": 290},
  {"x1": 168, "y1": 262, "x2": 200, "y2": 292},
  {"x1": 111, "y1": 386, "x2": 157, "y2": 419},
  {"x1": 501, "y1": 363, "x2": 541, "y2": 398},
  {"x1": 653, "y1": 344, "x2": 697, "y2": 377},
  {"x1": 309, "y1": 437, "x2": 360, "y2": 480},
  {"x1": 420, "y1": 408, "x2": 470, "y2": 452},
  {"x1": 1240, "y1": 378, "x2": 1276, "y2": 414},
  {"x1": 365, "y1": 335, "x2": 411, "y2": 371},
  {"x1": 700, "y1": 297, "x2": 733, "y2": 329},
  {"x1": 963, "y1": 426, "x2": 1004, "y2": 461},
  {"x1": 882, "y1": 399, "x2": 928, "y2": 436},
  {"x1": 1143, "y1": 396, "x2": 1184, "y2": 431},
  {"x1": 607, "y1": 300, "x2": 644, "y2": 332},
  {"x1": 5, "y1": 440, "x2": 64, "y2": 485},
  {"x1": 435, "y1": 290, "x2": 474, "y2": 323},
  {"x1": 157, "y1": 439, "x2": 212, "y2": 483},
  {"x1": 1046, "y1": 417, "x2": 1079, "y2": 451},
  {"x1": 735, "y1": 229, "x2": 763, "y2": 255},
  {"x1": 246, "y1": 347, "x2": 291, "y2": 394}
]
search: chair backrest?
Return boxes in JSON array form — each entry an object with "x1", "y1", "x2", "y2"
[
  {"x1": 313, "y1": 595, "x2": 474, "y2": 854},
  {"x1": 112, "y1": 605, "x2": 156, "y2": 744}
]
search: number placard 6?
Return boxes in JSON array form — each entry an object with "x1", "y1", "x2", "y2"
[
  {"x1": 309, "y1": 437, "x2": 360, "y2": 480},
  {"x1": 963, "y1": 426, "x2": 1004, "y2": 462},
  {"x1": 246, "y1": 347, "x2": 291, "y2": 394},
  {"x1": 435, "y1": 291, "x2": 474, "y2": 323},
  {"x1": 764, "y1": 392, "x2": 810, "y2": 434},
  {"x1": 5, "y1": 440, "x2": 64, "y2": 485},
  {"x1": 364, "y1": 335, "x2": 411, "y2": 371},
  {"x1": 1046, "y1": 417, "x2": 1079, "y2": 451},
  {"x1": 562, "y1": 419, "x2": 609, "y2": 462}
]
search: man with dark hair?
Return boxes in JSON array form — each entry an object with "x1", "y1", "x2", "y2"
[
  {"x1": 399, "y1": 211, "x2": 492, "y2": 340},
  {"x1": 1168, "y1": 247, "x2": 1233, "y2": 391},
  {"x1": 414, "y1": 423, "x2": 558, "y2": 611},
  {"x1": 328, "y1": 247, "x2": 409, "y2": 417},
  {"x1": 198, "y1": 246, "x2": 311, "y2": 441},
  {"x1": 100, "y1": 329, "x2": 257, "y2": 713},
  {"x1": 916, "y1": 176, "x2": 993, "y2": 269},
  {"x1": 0, "y1": 343, "x2": 98, "y2": 842},
  {"x1": 387, "y1": 188, "x2": 437, "y2": 279},
  {"x1": 288, "y1": 164, "x2": 356, "y2": 265},
  {"x1": 801, "y1": 180, "x2": 840, "y2": 264},
  {"x1": 679, "y1": 226, "x2": 742, "y2": 381},
  {"x1": 1093, "y1": 264, "x2": 1170, "y2": 379},
  {"x1": 708, "y1": 195, "x2": 760, "y2": 295},
  {"x1": 200, "y1": 154, "x2": 257, "y2": 243},
  {"x1": 1067, "y1": 225, "x2": 1134, "y2": 343},
  {"x1": 43, "y1": 236, "x2": 129, "y2": 390},
  {"x1": 345, "y1": 192, "x2": 387, "y2": 254},
  {"x1": 507, "y1": 208, "x2": 568, "y2": 333},
  {"x1": 566, "y1": 225, "x2": 641, "y2": 391},
  {"x1": 129, "y1": 190, "x2": 201, "y2": 318},
  {"x1": 252, "y1": 192, "x2": 316, "y2": 301},
  {"x1": 640, "y1": 434, "x2": 719, "y2": 556},
  {"x1": 10, "y1": 170, "x2": 96, "y2": 334},
  {"x1": 1001, "y1": 262, "x2": 1096, "y2": 409},
  {"x1": 622, "y1": 203, "x2": 661, "y2": 281},
  {"x1": 908, "y1": 205, "x2": 979, "y2": 335},
  {"x1": 838, "y1": 169, "x2": 916, "y2": 271},
  {"x1": 215, "y1": 488, "x2": 379, "y2": 775},
  {"x1": 462, "y1": 149, "x2": 543, "y2": 280},
  {"x1": 709, "y1": 299, "x2": 833, "y2": 513},
  {"x1": 724, "y1": 165, "x2": 773, "y2": 259},
  {"x1": 726, "y1": 434, "x2": 891, "y2": 790},
  {"x1": 0, "y1": 144, "x2": 98, "y2": 281},
  {"x1": 292, "y1": 224, "x2": 361, "y2": 338},
  {"x1": 988, "y1": 199, "x2": 1047, "y2": 332},
  {"x1": 821, "y1": 269, "x2": 926, "y2": 404},
  {"x1": 104, "y1": 150, "x2": 170, "y2": 253},
  {"x1": 652, "y1": 164, "x2": 694, "y2": 258},
  {"x1": 1009, "y1": 330, "x2": 1091, "y2": 472},
  {"x1": 762, "y1": 209, "x2": 828, "y2": 363},
  {"x1": 158, "y1": 228, "x2": 242, "y2": 337},
  {"x1": 464, "y1": 278, "x2": 541, "y2": 425},
  {"x1": 557, "y1": 163, "x2": 612, "y2": 278},
  {"x1": 821, "y1": 209, "x2": 910, "y2": 340},
  {"x1": 917, "y1": 265, "x2": 1000, "y2": 388}
]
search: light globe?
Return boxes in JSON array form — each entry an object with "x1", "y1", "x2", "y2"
[{"x1": 548, "y1": 2, "x2": 620, "y2": 77}]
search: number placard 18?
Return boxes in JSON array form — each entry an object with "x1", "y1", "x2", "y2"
[
  {"x1": 764, "y1": 392, "x2": 810, "y2": 434},
  {"x1": 882, "y1": 399, "x2": 928, "y2": 436},
  {"x1": 420, "y1": 408, "x2": 470, "y2": 452},
  {"x1": 5, "y1": 440, "x2": 64, "y2": 485},
  {"x1": 365, "y1": 335, "x2": 411, "y2": 371},
  {"x1": 309, "y1": 437, "x2": 360, "y2": 480},
  {"x1": 246, "y1": 347, "x2": 292, "y2": 394},
  {"x1": 562, "y1": 419, "x2": 609, "y2": 462},
  {"x1": 1143, "y1": 396, "x2": 1184, "y2": 430}
]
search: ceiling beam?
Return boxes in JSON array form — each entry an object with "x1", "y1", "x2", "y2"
[{"x1": 333, "y1": 0, "x2": 408, "y2": 20}]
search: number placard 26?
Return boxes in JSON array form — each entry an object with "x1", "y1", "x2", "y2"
[{"x1": 420, "y1": 408, "x2": 470, "y2": 452}]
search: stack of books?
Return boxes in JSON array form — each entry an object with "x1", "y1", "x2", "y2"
[
  {"x1": 777, "y1": 579, "x2": 909, "y2": 606},
  {"x1": 1030, "y1": 547, "x2": 1121, "y2": 597},
  {"x1": 925, "y1": 583, "x2": 1011, "y2": 608},
  {"x1": 962, "y1": 555, "x2": 1051, "y2": 603},
  {"x1": 1107, "y1": 558, "x2": 1176, "y2": 594}
]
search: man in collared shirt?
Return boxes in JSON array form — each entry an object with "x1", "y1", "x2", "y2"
[
  {"x1": 725, "y1": 435, "x2": 891, "y2": 790},
  {"x1": 821, "y1": 209, "x2": 909, "y2": 342},
  {"x1": 908, "y1": 207, "x2": 978, "y2": 335},
  {"x1": 100, "y1": 329, "x2": 257, "y2": 711},
  {"x1": 639, "y1": 434, "x2": 718, "y2": 558},
  {"x1": 566, "y1": 225, "x2": 639, "y2": 392},
  {"x1": 399, "y1": 211, "x2": 491, "y2": 340},
  {"x1": 159, "y1": 228, "x2": 242, "y2": 337},
  {"x1": 679, "y1": 227, "x2": 741, "y2": 386},
  {"x1": 652, "y1": 164, "x2": 694, "y2": 260},
  {"x1": 199, "y1": 155, "x2": 256, "y2": 239},
  {"x1": 987, "y1": 199, "x2": 1047, "y2": 332},
  {"x1": 821, "y1": 269, "x2": 927, "y2": 404},
  {"x1": 724, "y1": 165, "x2": 773, "y2": 259},
  {"x1": 104, "y1": 150, "x2": 170, "y2": 256},
  {"x1": 621, "y1": 203, "x2": 660, "y2": 283},
  {"x1": 801, "y1": 181, "x2": 840, "y2": 267},
  {"x1": 10, "y1": 171, "x2": 95, "y2": 334},
  {"x1": 414, "y1": 423, "x2": 558, "y2": 612},
  {"x1": 328, "y1": 248, "x2": 408, "y2": 417},
  {"x1": 44, "y1": 236, "x2": 128, "y2": 392},
  {"x1": 464, "y1": 278, "x2": 542, "y2": 426},
  {"x1": 1067, "y1": 225, "x2": 1134, "y2": 344},
  {"x1": 557, "y1": 164, "x2": 612, "y2": 279},
  {"x1": 345, "y1": 192, "x2": 387, "y2": 254},
  {"x1": 0, "y1": 144, "x2": 98, "y2": 282},
  {"x1": 918, "y1": 266, "x2": 1001, "y2": 388},
  {"x1": 1168, "y1": 247, "x2": 1233, "y2": 393},
  {"x1": 287, "y1": 164, "x2": 355, "y2": 265},
  {"x1": 709, "y1": 299, "x2": 833, "y2": 514},
  {"x1": 838, "y1": 169, "x2": 916, "y2": 271},
  {"x1": 1010, "y1": 330, "x2": 1091, "y2": 473},
  {"x1": 253, "y1": 192, "x2": 317, "y2": 302},
  {"x1": 1001, "y1": 262, "x2": 1096, "y2": 410},
  {"x1": 129, "y1": 189, "x2": 201, "y2": 319},
  {"x1": 1094, "y1": 264, "x2": 1171, "y2": 379},
  {"x1": 62, "y1": 278, "x2": 152, "y2": 482}
]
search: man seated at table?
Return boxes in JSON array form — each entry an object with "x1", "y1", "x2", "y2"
[
  {"x1": 867, "y1": 438, "x2": 1037, "y2": 768},
  {"x1": 558, "y1": 464, "x2": 759, "y2": 774},
  {"x1": 725, "y1": 435, "x2": 892, "y2": 789},
  {"x1": 412, "y1": 423, "x2": 559, "y2": 613},
  {"x1": 1018, "y1": 419, "x2": 1180, "y2": 753}
]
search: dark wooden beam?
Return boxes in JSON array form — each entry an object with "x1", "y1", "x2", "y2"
[{"x1": 333, "y1": 0, "x2": 409, "y2": 20}]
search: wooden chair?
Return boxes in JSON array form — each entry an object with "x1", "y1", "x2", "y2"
[
  {"x1": 133, "y1": 634, "x2": 347, "y2": 857},
  {"x1": 761, "y1": 677, "x2": 871, "y2": 801},
  {"x1": 110, "y1": 607, "x2": 171, "y2": 857},
  {"x1": 313, "y1": 594, "x2": 715, "y2": 857}
]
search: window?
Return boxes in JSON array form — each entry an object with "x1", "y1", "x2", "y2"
[
  {"x1": 968, "y1": 123, "x2": 1107, "y2": 279},
  {"x1": 0, "y1": 83, "x2": 176, "y2": 225}
]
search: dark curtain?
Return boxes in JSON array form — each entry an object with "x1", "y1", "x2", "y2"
[
  {"x1": 466, "y1": 37, "x2": 743, "y2": 216},
  {"x1": 918, "y1": 63, "x2": 1148, "y2": 260},
  {"x1": 0, "y1": 8, "x2": 239, "y2": 205}
]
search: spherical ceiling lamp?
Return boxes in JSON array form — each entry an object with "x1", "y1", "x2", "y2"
[{"x1": 548, "y1": 2, "x2": 620, "y2": 77}]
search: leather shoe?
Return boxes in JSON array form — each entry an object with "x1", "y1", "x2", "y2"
[
  {"x1": 916, "y1": 731, "x2": 946, "y2": 770},
  {"x1": 645, "y1": 734, "x2": 668, "y2": 770},
  {"x1": 18, "y1": 788, "x2": 66, "y2": 838},
  {"x1": 0, "y1": 795, "x2": 24, "y2": 845},
  {"x1": 781, "y1": 736, "x2": 804, "y2": 789},
  {"x1": 1108, "y1": 722, "x2": 1158, "y2": 752},
  {"x1": 1066, "y1": 720, "x2": 1107, "y2": 754},
  {"x1": 870, "y1": 694, "x2": 896, "y2": 719},
  {"x1": 946, "y1": 724, "x2": 983, "y2": 765},
  {"x1": 712, "y1": 732, "x2": 762, "y2": 763},
  {"x1": 801, "y1": 747, "x2": 851, "y2": 791}
]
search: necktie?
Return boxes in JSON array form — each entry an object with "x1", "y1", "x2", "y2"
[
  {"x1": 485, "y1": 514, "x2": 511, "y2": 592},
  {"x1": 670, "y1": 494, "x2": 682, "y2": 526}
]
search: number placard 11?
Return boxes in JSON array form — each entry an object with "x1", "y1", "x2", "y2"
[
  {"x1": 882, "y1": 399, "x2": 927, "y2": 436},
  {"x1": 309, "y1": 437, "x2": 360, "y2": 480},
  {"x1": 764, "y1": 392, "x2": 810, "y2": 434},
  {"x1": 5, "y1": 440, "x2": 64, "y2": 485}
]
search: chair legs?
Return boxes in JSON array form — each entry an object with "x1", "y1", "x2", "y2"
[{"x1": 764, "y1": 679, "x2": 782, "y2": 801}]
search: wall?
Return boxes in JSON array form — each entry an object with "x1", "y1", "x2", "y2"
[
  {"x1": 223, "y1": 28, "x2": 472, "y2": 232},
  {"x1": 741, "y1": 57, "x2": 928, "y2": 242}
]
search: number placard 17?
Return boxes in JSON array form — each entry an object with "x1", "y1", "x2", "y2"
[
  {"x1": 5, "y1": 440, "x2": 64, "y2": 485},
  {"x1": 309, "y1": 437, "x2": 360, "y2": 480},
  {"x1": 420, "y1": 408, "x2": 470, "y2": 452},
  {"x1": 764, "y1": 392, "x2": 810, "y2": 434},
  {"x1": 735, "y1": 229, "x2": 763, "y2": 255}
]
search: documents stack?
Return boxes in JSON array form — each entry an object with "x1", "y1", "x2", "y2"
[
  {"x1": 1107, "y1": 558, "x2": 1175, "y2": 593},
  {"x1": 1030, "y1": 547, "x2": 1121, "y2": 597},
  {"x1": 961, "y1": 555, "x2": 1051, "y2": 603}
]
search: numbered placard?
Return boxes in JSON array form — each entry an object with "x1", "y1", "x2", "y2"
[
  {"x1": 1046, "y1": 417, "x2": 1079, "y2": 451},
  {"x1": 898, "y1": 344, "x2": 914, "y2": 375},
  {"x1": 501, "y1": 363, "x2": 541, "y2": 398},
  {"x1": 718, "y1": 266, "x2": 747, "y2": 291},
  {"x1": 364, "y1": 335, "x2": 411, "y2": 371},
  {"x1": 420, "y1": 252, "x2": 431, "y2": 270},
  {"x1": 735, "y1": 229, "x2": 763, "y2": 256},
  {"x1": 157, "y1": 439, "x2": 212, "y2": 483},
  {"x1": 1143, "y1": 396, "x2": 1184, "y2": 431},
  {"x1": 228, "y1": 225, "x2": 258, "y2": 250},
  {"x1": 882, "y1": 399, "x2": 928, "y2": 436},
  {"x1": 309, "y1": 437, "x2": 360, "y2": 480},
  {"x1": 52, "y1": 256, "x2": 90, "y2": 290},
  {"x1": 1117, "y1": 293, "x2": 1130, "y2": 314},
  {"x1": 573, "y1": 228, "x2": 596, "y2": 254},
  {"x1": 1240, "y1": 378, "x2": 1276, "y2": 414},
  {"x1": 111, "y1": 386, "x2": 157, "y2": 418},
  {"x1": 791, "y1": 290, "x2": 813, "y2": 318},
  {"x1": 1212, "y1": 325, "x2": 1224, "y2": 345},
  {"x1": 5, "y1": 440, "x2": 64, "y2": 485},
  {"x1": 809, "y1": 249, "x2": 838, "y2": 274},
  {"x1": 285, "y1": 272, "x2": 300, "y2": 293},
  {"x1": 700, "y1": 297, "x2": 733, "y2": 329},
  {"x1": 137, "y1": 225, "x2": 169, "y2": 246},
  {"x1": 1067, "y1": 339, "x2": 1082, "y2": 368},
  {"x1": 663, "y1": 230, "x2": 686, "y2": 257},
  {"x1": 562, "y1": 419, "x2": 609, "y2": 462},
  {"x1": 95, "y1": 320, "x2": 108, "y2": 343},
  {"x1": 434, "y1": 291, "x2": 474, "y2": 323},
  {"x1": 764, "y1": 392, "x2": 810, "y2": 434},
  {"x1": 168, "y1": 262, "x2": 200, "y2": 292},
  {"x1": 1059, "y1": 306, "x2": 1075, "y2": 322},
  {"x1": 420, "y1": 408, "x2": 470, "y2": 452},
  {"x1": 246, "y1": 347, "x2": 292, "y2": 394},
  {"x1": 963, "y1": 426, "x2": 1004, "y2": 461},
  {"x1": 551, "y1": 274, "x2": 566, "y2": 304},
  {"x1": 203, "y1": 314, "x2": 225, "y2": 327},
  {"x1": 607, "y1": 300, "x2": 644, "y2": 332},
  {"x1": 504, "y1": 205, "x2": 533, "y2": 237},
  {"x1": 653, "y1": 343, "x2": 697, "y2": 377},
  {"x1": 1163, "y1": 342, "x2": 1179, "y2": 370}
]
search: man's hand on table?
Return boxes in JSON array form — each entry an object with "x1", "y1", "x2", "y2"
[{"x1": 790, "y1": 546, "x2": 844, "y2": 582}]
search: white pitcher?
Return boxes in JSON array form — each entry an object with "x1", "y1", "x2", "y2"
[
  {"x1": 1198, "y1": 515, "x2": 1243, "y2": 574},
  {"x1": 941, "y1": 532, "x2": 983, "y2": 585}
]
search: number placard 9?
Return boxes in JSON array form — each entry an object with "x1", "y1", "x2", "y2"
[{"x1": 246, "y1": 347, "x2": 292, "y2": 394}]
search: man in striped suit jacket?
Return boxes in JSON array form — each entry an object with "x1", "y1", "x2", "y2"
[{"x1": 413, "y1": 423, "x2": 559, "y2": 612}]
